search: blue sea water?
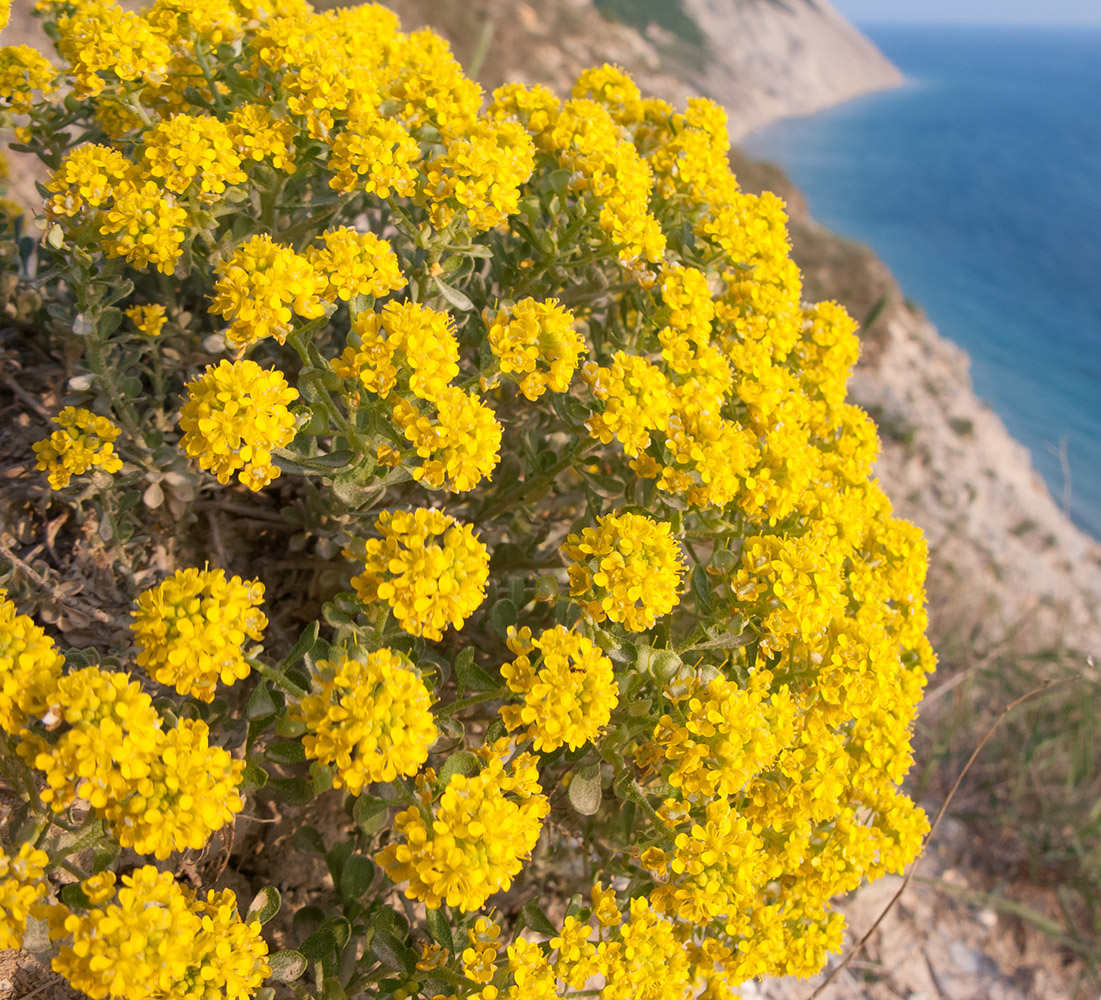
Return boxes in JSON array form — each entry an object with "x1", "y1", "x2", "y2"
[{"x1": 742, "y1": 25, "x2": 1101, "y2": 539}]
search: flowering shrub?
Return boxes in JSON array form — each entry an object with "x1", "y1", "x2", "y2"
[{"x1": 0, "y1": 2, "x2": 936, "y2": 999}]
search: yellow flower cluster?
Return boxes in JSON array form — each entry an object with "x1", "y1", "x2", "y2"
[
  {"x1": 484, "y1": 298, "x2": 585, "y2": 401},
  {"x1": 141, "y1": 113, "x2": 247, "y2": 198},
  {"x1": 126, "y1": 302, "x2": 167, "y2": 337},
  {"x1": 331, "y1": 300, "x2": 502, "y2": 491},
  {"x1": 295, "y1": 648, "x2": 438, "y2": 793},
  {"x1": 346, "y1": 507, "x2": 489, "y2": 641},
  {"x1": 376, "y1": 750, "x2": 548, "y2": 911},
  {"x1": 563, "y1": 511, "x2": 685, "y2": 631},
  {"x1": 178, "y1": 358, "x2": 298, "y2": 490},
  {"x1": 33, "y1": 406, "x2": 123, "y2": 489},
  {"x1": 0, "y1": 842, "x2": 50, "y2": 951},
  {"x1": 305, "y1": 226, "x2": 406, "y2": 303},
  {"x1": 208, "y1": 233, "x2": 326, "y2": 348},
  {"x1": 499, "y1": 625, "x2": 618, "y2": 751},
  {"x1": 98, "y1": 178, "x2": 190, "y2": 274},
  {"x1": 9, "y1": 2, "x2": 942, "y2": 988},
  {"x1": 49, "y1": 866, "x2": 269, "y2": 1000},
  {"x1": 130, "y1": 566, "x2": 267, "y2": 702},
  {"x1": 327, "y1": 114, "x2": 420, "y2": 197},
  {"x1": 0, "y1": 44, "x2": 57, "y2": 114},
  {"x1": 645, "y1": 675, "x2": 796, "y2": 799},
  {"x1": 55, "y1": 4, "x2": 171, "y2": 97},
  {"x1": 424, "y1": 118, "x2": 535, "y2": 231},
  {"x1": 26, "y1": 666, "x2": 244, "y2": 858},
  {"x1": 390, "y1": 387, "x2": 503, "y2": 493},
  {"x1": 0, "y1": 591, "x2": 64, "y2": 733}
]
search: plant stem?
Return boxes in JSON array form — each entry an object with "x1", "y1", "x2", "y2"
[{"x1": 254, "y1": 661, "x2": 309, "y2": 700}]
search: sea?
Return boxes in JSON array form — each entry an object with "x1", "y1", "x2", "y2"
[{"x1": 741, "y1": 24, "x2": 1101, "y2": 540}]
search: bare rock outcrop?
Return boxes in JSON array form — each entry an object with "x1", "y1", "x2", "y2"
[{"x1": 677, "y1": 0, "x2": 904, "y2": 139}]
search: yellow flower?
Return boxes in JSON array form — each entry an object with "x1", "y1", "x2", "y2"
[
  {"x1": 376, "y1": 752, "x2": 548, "y2": 911},
  {"x1": 645, "y1": 676, "x2": 796, "y2": 799},
  {"x1": 0, "y1": 591, "x2": 64, "y2": 734},
  {"x1": 562, "y1": 511, "x2": 685, "y2": 631},
  {"x1": 131, "y1": 566, "x2": 267, "y2": 702},
  {"x1": 332, "y1": 300, "x2": 460, "y2": 403},
  {"x1": 549, "y1": 915, "x2": 599, "y2": 989},
  {"x1": 327, "y1": 113, "x2": 420, "y2": 198},
  {"x1": 0, "y1": 44, "x2": 56, "y2": 113},
  {"x1": 228, "y1": 102, "x2": 297, "y2": 171},
  {"x1": 99, "y1": 179, "x2": 189, "y2": 274},
  {"x1": 650, "y1": 797, "x2": 768, "y2": 925},
  {"x1": 305, "y1": 226, "x2": 406, "y2": 303},
  {"x1": 591, "y1": 881, "x2": 621, "y2": 926},
  {"x1": 46, "y1": 143, "x2": 132, "y2": 220},
  {"x1": 507, "y1": 936, "x2": 558, "y2": 1000},
  {"x1": 50, "y1": 866, "x2": 269, "y2": 1000},
  {"x1": 499, "y1": 625, "x2": 618, "y2": 752},
  {"x1": 582, "y1": 351, "x2": 674, "y2": 457},
  {"x1": 178, "y1": 358, "x2": 298, "y2": 491},
  {"x1": 0, "y1": 842, "x2": 50, "y2": 951},
  {"x1": 484, "y1": 298, "x2": 585, "y2": 401},
  {"x1": 462, "y1": 917, "x2": 500, "y2": 983},
  {"x1": 32, "y1": 406, "x2": 123, "y2": 489},
  {"x1": 390, "y1": 387, "x2": 502, "y2": 493},
  {"x1": 208, "y1": 233, "x2": 326, "y2": 348},
  {"x1": 597, "y1": 897, "x2": 691, "y2": 1000},
  {"x1": 346, "y1": 507, "x2": 489, "y2": 641},
  {"x1": 55, "y1": 5, "x2": 171, "y2": 97},
  {"x1": 295, "y1": 648, "x2": 438, "y2": 793},
  {"x1": 125, "y1": 302, "x2": 167, "y2": 337},
  {"x1": 141, "y1": 113, "x2": 247, "y2": 199},
  {"x1": 424, "y1": 118, "x2": 535, "y2": 231},
  {"x1": 102, "y1": 719, "x2": 245, "y2": 859},
  {"x1": 29, "y1": 666, "x2": 162, "y2": 814}
]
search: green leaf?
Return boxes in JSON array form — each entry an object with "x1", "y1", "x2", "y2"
[
  {"x1": 568, "y1": 763, "x2": 603, "y2": 816},
  {"x1": 371, "y1": 926, "x2": 417, "y2": 974},
  {"x1": 281, "y1": 620, "x2": 320, "y2": 669},
  {"x1": 425, "y1": 906, "x2": 454, "y2": 951},
  {"x1": 274, "y1": 714, "x2": 307, "y2": 738},
  {"x1": 241, "y1": 760, "x2": 269, "y2": 791},
  {"x1": 298, "y1": 925, "x2": 337, "y2": 964},
  {"x1": 321, "y1": 977, "x2": 347, "y2": 1000},
  {"x1": 489, "y1": 598, "x2": 517, "y2": 638},
  {"x1": 520, "y1": 901, "x2": 557, "y2": 937},
  {"x1": 691, "y1": 565, "x2": 713, "y2": 615},
  {"x1": 311, "y1": 449, "x2": 356, "y2": 468},
  {"x1": 270, "y1": 776, "x2": 313, "y2": 806},
  {"x1": 439, "y1": 750, "x2": 479, "y2": 785},
  {"x1": 353, "y1": 795, "x2": 390, "y2": 835},
  {"x1": 293, "y1": 825, "x2": 326, "y2": 855},
  {"x1": 60, "y1": 883, "x2": 91, "y2": 910},
  {"x1": 311, "y1": 761, "x2": 334, "y2": 793},
  {"x1": 682, "y1": 624, "x2": 752, "y2": 653},
  {"x1": 267, "y1": 950, "x2": 308, "y2": 983},
  {"x1": 247, "y1": 681, "x2": 278, "y2": 721},
  {"x1": 265, "y1": 739, "x2": 307, "y2": 765},
  {"x1": 454, "y1": 647, "x2": 498, "y2": 693},
  {"x1": 432, "y1": 276, "x2": 474, "y2": 312},
  {"x1": 339, "y1": 856, "x2": 376, "y2": 901},
  {"x1": 246, "y1": 886, "x2": 281, "y2": 925}
]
